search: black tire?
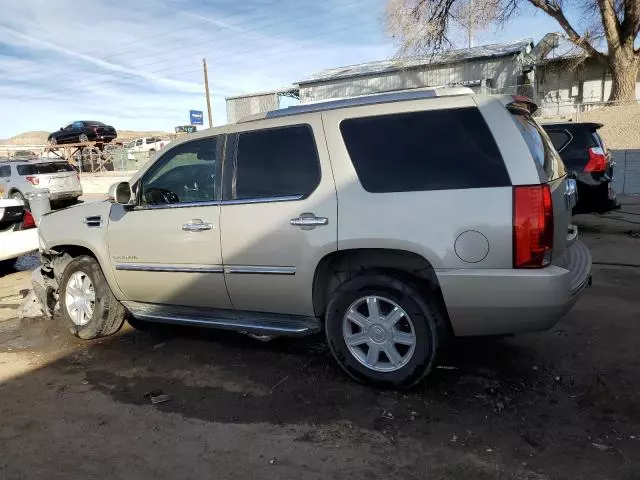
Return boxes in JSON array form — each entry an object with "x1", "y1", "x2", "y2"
[
  {"x1": 79, "y1": 133, "x2": 89, "y2": 143},
  {"x1": 10, "y1": 191, "x2": 28, "y2": 209},
  {"x1": 49, "y1": 137, "x2": 57, "y2": 146},
  {"x1": 59, "y1": 256, "x2": 126, "y2": 339},
  {"x1": 325, "y1": 273, "x2": 446, "y2": 388},
  {"x1": 0, "y1": 258, "x2": 16, "y2": 273},
  {"x1": 127, "y1": 316, "x2": 169, "y2": 334}
]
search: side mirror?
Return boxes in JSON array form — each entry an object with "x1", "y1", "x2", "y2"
[
  {"x1": 108, "y1": 182, "x2": 133, "y2": 205},
  {"x1": 60, "y1": 127, "x2": 63, "y2": 131}
]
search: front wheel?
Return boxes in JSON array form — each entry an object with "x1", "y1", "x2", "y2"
[
  {"x1": 79, "y1": 133, "x2": 89, "y2": 143},
  {"x1": 325, "y1": 273, "x2": 446, "y2": 388},
  {"x1": 59, "y1": 256, "x2": 126, "y2": 339}
]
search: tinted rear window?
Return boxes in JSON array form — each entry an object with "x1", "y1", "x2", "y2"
[
  {"x1": 511, "y1": 113, "x2": 566, "y2": 181},
  {"x1": 340, "y1": 108, "x2": 510, "y2": 193},
  {"x1": 17, "y1": 162, "x2": 75, "y2": 175}
]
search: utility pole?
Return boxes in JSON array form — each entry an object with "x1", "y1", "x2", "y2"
[{"x1": 202, "y1": 58, "x2": 213, "y2": 128}]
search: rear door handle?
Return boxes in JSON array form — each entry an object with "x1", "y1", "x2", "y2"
[
  {"x1": 290, "y1": 213, "x2": 329, "y2": 230},
  {"x1": 182, "y1": 219, "x2": 213, "y2": 232}
]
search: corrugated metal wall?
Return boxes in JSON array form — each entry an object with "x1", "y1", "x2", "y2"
[
  {"x1": 299, "y1": 56, "x2": 521, "y2": 103},
  {"x1": 226, "y1": 94, "x2": 279, "y2": 123}
]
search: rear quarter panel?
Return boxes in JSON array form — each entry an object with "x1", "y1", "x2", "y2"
[{"x1": 322, "y1": 96, "x2": 514, "y2": 269}]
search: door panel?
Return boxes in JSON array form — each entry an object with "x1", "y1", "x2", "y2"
[
  {"x1": 108, "y1": 134, "x2": 230, "y2": 309},
  {"x1": 220, "y1": 118, "x2": 337, "y2": 316},
  {"x1": 108, "y1": 205, "x2": 230, "y2": 309}
]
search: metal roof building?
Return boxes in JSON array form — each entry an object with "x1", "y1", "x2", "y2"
[
  {"x1": 225, "y1": 39, "x2": 534, "y2": 122},
  {"x1": 297, "y1": 39, "x2": 534, "y2": 103}
]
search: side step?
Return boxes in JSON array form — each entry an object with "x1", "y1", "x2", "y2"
[{"x1": 122, "y1": 301, "x2": 322, "y2": 337}]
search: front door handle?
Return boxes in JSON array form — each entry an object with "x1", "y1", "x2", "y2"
[
  {"x1": 290, "y1": 213, "x2": 329, "y2": 230},
  {"x1": 182, "y1": 219, "x2": 213, "y2": 232}
]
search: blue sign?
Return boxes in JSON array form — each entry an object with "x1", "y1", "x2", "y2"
[{"x1": 189, "y1": 110, "x2": 204, "y2": 125}]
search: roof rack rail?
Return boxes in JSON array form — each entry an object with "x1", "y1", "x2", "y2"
[{"x1": 238, "y1": 86, "x2": 474, "y2": 123}]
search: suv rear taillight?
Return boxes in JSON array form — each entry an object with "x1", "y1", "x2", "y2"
[
  {"x1": 22, "y1": 210, "x2": 35, "y2": 229},
  {"x1": 26, "y1": 176, "x2": 39, "y2": 185},
  {"x1": 513, "y1": 185, "x2": 554, "y2": 268},
  {"x1": 585, "y1": 147, "x2": 607, "y2": 173}
]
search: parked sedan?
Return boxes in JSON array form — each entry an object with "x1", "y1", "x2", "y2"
[
  {"x1": 48, "y1": 121, "x2": 117, "y2": 145},
  {"x1": 542, "y1": 122, "x2": 619, "y2": 214}
]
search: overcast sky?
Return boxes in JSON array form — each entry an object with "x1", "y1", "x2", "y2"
[{"x1": 0, "y1": 0, "x2": 580, "y2": 138}]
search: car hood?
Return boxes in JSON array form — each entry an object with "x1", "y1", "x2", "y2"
[{"x1": 39, "y1": 200, "x2": 113, "y2": 247}]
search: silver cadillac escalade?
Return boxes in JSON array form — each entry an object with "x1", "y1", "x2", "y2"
[{"x1": 34, "y1": 88, "x2": 592, "y2": 387}]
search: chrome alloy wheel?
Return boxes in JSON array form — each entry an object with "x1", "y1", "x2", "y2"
[
  {"x1": 65, "y1": 271, "x2": 96, "y2": 326},
  {"x1": 342, "y1": 295, "x2": 416, "y2": 372}
]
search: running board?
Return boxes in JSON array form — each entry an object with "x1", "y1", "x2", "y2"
[{"x1": 122, "y1": 301, "x2": 321, "y2": 337}]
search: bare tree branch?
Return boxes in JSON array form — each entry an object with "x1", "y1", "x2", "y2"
[
  {"x1": 597, "y1": 0, "x2": 623, "y2": 48},
  {"x1": 621, "y1": 0, "x2": 640, "y2": 39},
  {"x1": 526, "y1": 0, "x2": 608, "y2": 64}
]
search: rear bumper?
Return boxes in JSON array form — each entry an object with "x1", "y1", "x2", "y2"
[
  {"x1": 0, "y1": 228, "x2": 39, "y2": 262},
  {"x1": 574, "y1": 180, "x2": 619, "y2": 213},
  {"x1": 437, "y1": 240, "x2": 592, "y2": 336},
  {"x1": 49, "y1": 190, "x2": 82, "y2": 201}
]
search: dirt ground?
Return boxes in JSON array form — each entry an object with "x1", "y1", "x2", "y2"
[{"x1": 1, "y1": 206, "x2": 639, "y2": 479}]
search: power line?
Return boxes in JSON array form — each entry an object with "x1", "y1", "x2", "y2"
[
  {"x1": 2, "y1": 0, "x2": 287, "y2": 78},
  {"x1": 1, "y1": 11, "x2": 384, "y2": 104},
  {"x1": 9, "y1": 0, "x2": 372, "y2": 84}
]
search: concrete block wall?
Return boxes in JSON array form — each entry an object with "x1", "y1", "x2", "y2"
[{"x1": 611, "y1": 150, "x2": 640, "y2": 195}]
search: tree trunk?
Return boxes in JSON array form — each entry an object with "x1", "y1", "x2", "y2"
[{"x1": 608, "y1": 54, "x2": 640, "y2": 102}]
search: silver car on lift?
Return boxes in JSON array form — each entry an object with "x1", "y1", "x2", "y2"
[{"x1": 0, "y1": 159, "x2": 83, "y2": 205}]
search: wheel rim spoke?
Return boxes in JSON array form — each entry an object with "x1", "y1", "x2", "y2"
[
  {"x1": 392, "y1": 330, "x2": 415, "y2": 346},
  {"x1": 366, "y1": 344, "x2": 380, "y2": 366},
  {"x1": 383, "y1": 306, "x2": 405, "y2": 327},
  {"x1": 346, "y1": 332, "x2": 368, "y2": 346},
  {"x1": 346, "y1": 309, "x2": 370, "y2": 328},
  {"x1": 384, "y1": 344, "x2": 403, "y2": 367},
  {"x1": 366, "y1": 297, "x2": 380, "y2": 319}
]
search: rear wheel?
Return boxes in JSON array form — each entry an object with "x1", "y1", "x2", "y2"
[
  {"x1": 59, "y1": 256, "x2": 126, "y2": 339},
  {"x1": 49, "y1": 137, "x2": 57, "y2": 146},
  {"x1": 325, "y1": 273, "x2": 446, "y2": 388},
  {"x1": 11, "y1": 191, "x2": 27, "y2": 208}
]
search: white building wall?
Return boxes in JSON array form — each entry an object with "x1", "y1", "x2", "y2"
[{"x1": 536, "y1": 59, "x2": 640, "y2": 117}]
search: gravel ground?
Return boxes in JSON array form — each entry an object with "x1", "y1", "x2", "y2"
[{"x1": 0, "y1": 213, "x2": 639, "y2": 479}]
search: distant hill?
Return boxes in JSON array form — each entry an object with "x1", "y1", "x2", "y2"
[{"x1": 0, "y1": 129, "x2": 174, "y2": 146}]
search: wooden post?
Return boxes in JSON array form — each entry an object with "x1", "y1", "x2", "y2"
[{"x1": 203, "y1": 58, "x2": 213, "y2": 128}]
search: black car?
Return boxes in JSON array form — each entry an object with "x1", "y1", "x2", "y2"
[
  {"x1": 542, "y1": 122, "x2": 619, "y2": 214},
  {"x1": 48, "y1": 121, "x2": 117, "y2": 145}
]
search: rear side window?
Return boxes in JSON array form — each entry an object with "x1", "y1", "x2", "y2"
[
  {"x1": 0, "y1": 165, "x2": 10, "y2": 178},
  {"x1": 17, "y1": 163, "x2": 75, "y2": 175},
  {"x1": 592, "y1": 131, "x2": 607, "y2": 152},
  {"x1": 511, "y1": 113, "x2": 566, "y2": 181},
  {"x1": 340, "y1": 108, "x2": 510, "y2": 193},
  {"x1": 233, "y1": 125, "x2": 320, "y2": 199},
  {"x1": 546, "y1": 129, "x2": 572, "y2": 153}
]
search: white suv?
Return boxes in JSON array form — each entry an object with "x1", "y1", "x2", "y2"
[{"x1": 34, "y1": 89, "x2": 591, "y2": 387}]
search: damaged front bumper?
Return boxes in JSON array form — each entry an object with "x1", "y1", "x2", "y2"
[{"x1": 32, "y1": 250, "x2": 74, "y2": 318}]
